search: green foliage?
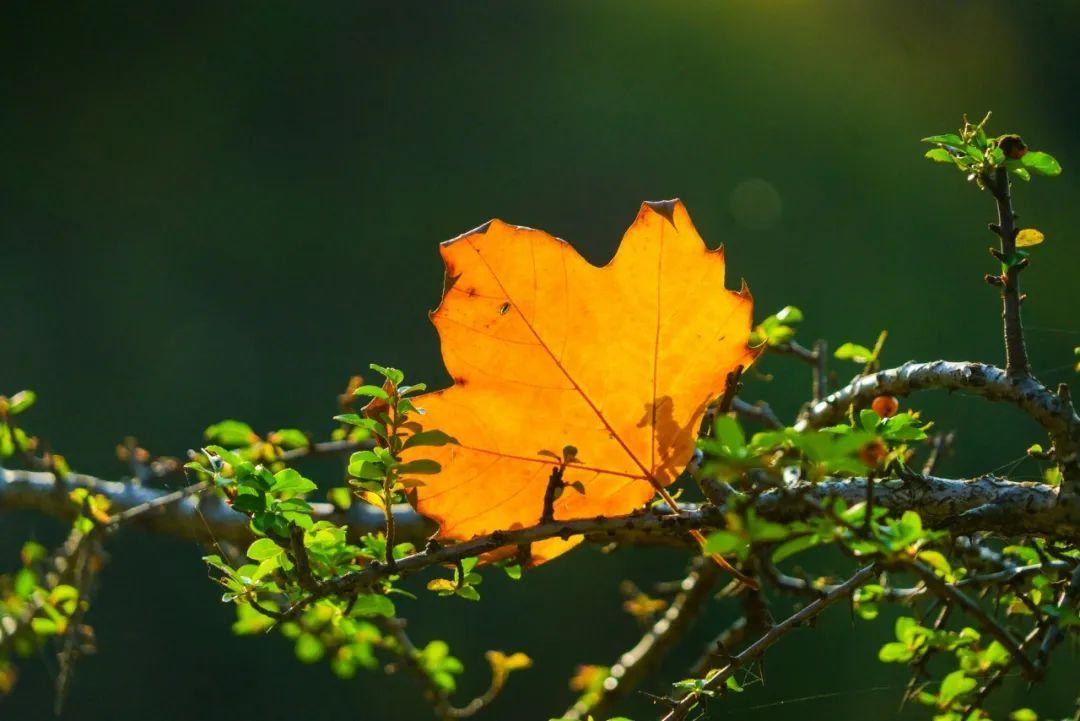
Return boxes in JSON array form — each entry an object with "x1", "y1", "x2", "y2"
[
  {"x1": 750, "y1": 305, "x2": 803, "y2": 347},
  {"x1": 0, "y1": 541, "x2": 87, "y2": 695},
  {"x1": 183, "y1": 365, "x2": 533, "y2": 712},
  {"x1": 0, "y1": 390, "x2": 39, "y2": 459},
  {"x1": 922, "y1": 112, "x2": 1062, "y2": 186},
  {"x1": 427, "y1": 556, "x2": 484, "y2": 601},
  {"x1": 834, "y1": 330, "x2": 888, "y2": 372}
]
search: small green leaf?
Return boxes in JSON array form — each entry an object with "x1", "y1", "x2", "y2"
[
  {"x1": 703, "y1": 531, "x2": 744, "y2": 556},
  {"x1": 775, "y1": 305, "x2": 802, "y2": 323},
  {"x1": 711, "y1": 416, "x2": 746, "y2": 452},
  {"x1": 369, "y1": 363, "x2": 405, "y2": 385},
  {"x1": 295, "y1": 633, "x2": 325, "y2": 663},
  {"x1": 834, "y1": 343, "x2": 874, "y2": 363},
  {"x1": 270, "y1": 468, "x2": 318, "y2": 495},
  {"x1": 924, "y1": 148, "x2": 955, "y2": 164},
  {"x1": 246, "y1": 538, "x2": 282, "y2": 561},
  {"x1": 771, "y1": 534, "x2": 819, "y2": 563},
  {"x1": 350, "y1": 594, "x2": 396, "y2": 618},
  {"x1": 353, "y1": 385, "x2": 390, "y2": 401},
  {"x1": 204, "y1": 420, "x2": 257, "y2": 446},
  {"x1": 1021, "y1": 151, "x2": 1062, "y2": 177},
  {"x1": 327, "y1": 486, "x2": 352, "y2": 509},
  {"x1": 878, "y1": 642, "x2": 913, "y2": 663},
  {"x1": 939, "y1": 670, "x2": 976, "y2": 703},
  {"x1": 8, "y1": 390, "x2": 36, "y2": 415},
  {"x1": 922, "y1": 133, "x2": 964, "y2": 147}
]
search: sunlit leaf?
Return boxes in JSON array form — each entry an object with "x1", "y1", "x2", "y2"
[{"x1": 401, "y1": 201, "x2": 756, "y2": 563}]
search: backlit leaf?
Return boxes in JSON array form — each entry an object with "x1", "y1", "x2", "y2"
[
  {"x1": 403, "y1": 201, "x2": 756, "y2": 563},
  {"x1": 1015, "y1": 228, "x2": 1044, "y2": 247}
]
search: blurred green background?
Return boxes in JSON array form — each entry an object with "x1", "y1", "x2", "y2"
[{"x1": 2, "y1": 2, "x2": 1078, "y2": 719}]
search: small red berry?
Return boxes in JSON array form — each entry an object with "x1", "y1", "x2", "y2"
[
  {"x1": 859, "y1": 439, "x2": 888, "y2": 468},
  {"x1": 872, "y1": 395, "x2": 899, "y2": 418},
  {"x1": 998, "y1": 134, "x2": 1027, "y2": 160}
]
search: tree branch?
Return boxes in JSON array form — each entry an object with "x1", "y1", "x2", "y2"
[
  {"x1": 985, "y1": 166, "x2": 1030, "y2": 377},
  {"x1": 902, "y1": 558, "x2": 1038, "y2": 679},
  {"x1": 561, "y1": 559, "x2": 723, "y2": 720},
  {"x1": 798, "y1": 360, "x2": 1080, "y2": 489},
  {"x1": 5, "y1": 465, "x2": 1077, "y2": 575},
  {"x1": 660, "y1": 564, "x2": 879, "y2": 721}
]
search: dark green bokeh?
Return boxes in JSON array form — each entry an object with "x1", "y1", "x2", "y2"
[{"x1": 2, "y1": 2, "x2": 1078, "y2": 719}]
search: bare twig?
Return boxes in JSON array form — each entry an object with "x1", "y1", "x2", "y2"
[
  {"x1": 922, "y1": 431, "x2": 956, "y2": 476},
  {"x1": 812, "y1": 338, "x2": 828, "y2": 402},
  {"x1": 562, "y1": 559, "x2": 722, "y2": 720},
  {"x1": 731, "y1": 398, "x2": 783, "y2": 430},
  {"x1": 660, "y1": 564, "x2": 878, "y2": 721},
  {"x1": 902, "y1": 558, "x2": 1038, "y2": 679},
  {"x1": 983, "y1": 167, "x2": 1030, "y2": 378}
]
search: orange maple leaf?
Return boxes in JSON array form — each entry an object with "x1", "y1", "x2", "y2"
[{"x1": 405, "y1": 200, "x2": 757, "y2": 568}]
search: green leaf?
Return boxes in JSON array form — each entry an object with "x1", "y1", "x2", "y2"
[
  {"x1": 711, "y1": 416, "x2": 746, "y2": 452},
  {"x1": 295, "y1": 633, "x2": 325, "y2": 663},
  {"x1": 270, "y1": 428, "x2": 309, "y2": 449},
  {"x1": 8, "y1": 390, "x2": 36, "y2": 415},
  {"x1": 703, "y1": 531, "x2": 745, "y2": 556},
  {"x1": 353, "y1": 385, "x2": 390, "y2": 401},
  {"x1": 834, "y1": 342, "x2": 874, "y2": 363},
  {"x1": 327, "y1": 486, "x2": 352, "y2": 509},
  {"x1": 878, "y1": 642, "x2": 913, "y2": 663},
  {"x1": 456, "y1": 585, "x2": 481, "y2": 601},
  {"x1": 204, "y1": 420, "x2": 257, "y2": 446},
  {"x1": 1021, "y1": 151, "x2": 1062, "y2": 177},
  {"x1": 924, "y1": 148, "x2": 955, "y2": 164},
  {"x1": 1010, "y1": 710, "x2": 1038, "y2": 721},
  {"x1": 962, "y1": 144, "x2": 984, "y2": 162},
  {"x1": 14, "y1": 568, "x2": 37, "y2": 599},
  {"x1": 348, "y1": 459, "x2": 386, "y2": 481},
  {"x1": 31, "y1": 617, "x2": 60, "y2": 636},
  {"x1": 775, "y1": 305, "x2": 802, "y2": 323},
  {"x1": 939, "y1": 670, "x2": 975, "y2": 703},
  {"x1": 922, "y1": 133, "x2": 964, "y2": 147},
  {"x1": 246, "y1": 538, "x2": 282, "y2": 561},
  {"x1": 369, "y1": 363, "x2": 405, "y2": 385},
  {"x1": 859, "y1": 408, "x2": 881, "y2": 433},
  {"x1": 350, "y1": 594, "x2": 396, "y2": 618},
  {"x1": 270, "y1": 468, "x2": 318, "y2": 495},
  {"x1": 771, "y1": 534, "x2": 819, "y2": 563}
]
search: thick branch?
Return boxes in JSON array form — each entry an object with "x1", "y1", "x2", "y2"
[
  {"x1": 0, "y1": 465, "x2": 434, "y2": 546},
  {"x1": 5, "y1": 466, "x2": 1077, "y2": 567},
  {"x1": 798, "y1": 360, "x2": 1080, "y2": 488}
]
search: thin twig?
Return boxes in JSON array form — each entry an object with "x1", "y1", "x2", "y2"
[
  {"x1": 660, "y1": 564, "x2": 878, "y2": 721},
  {"x1": 903, "y1": 558, "x2": 1038, "y2": 679},
  {"x1": 562, "y1": 559, "x2": 722, "y2": 720},
  {"x1": 984, "y1": 167, "x2": 1030, "y2": 377}
]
